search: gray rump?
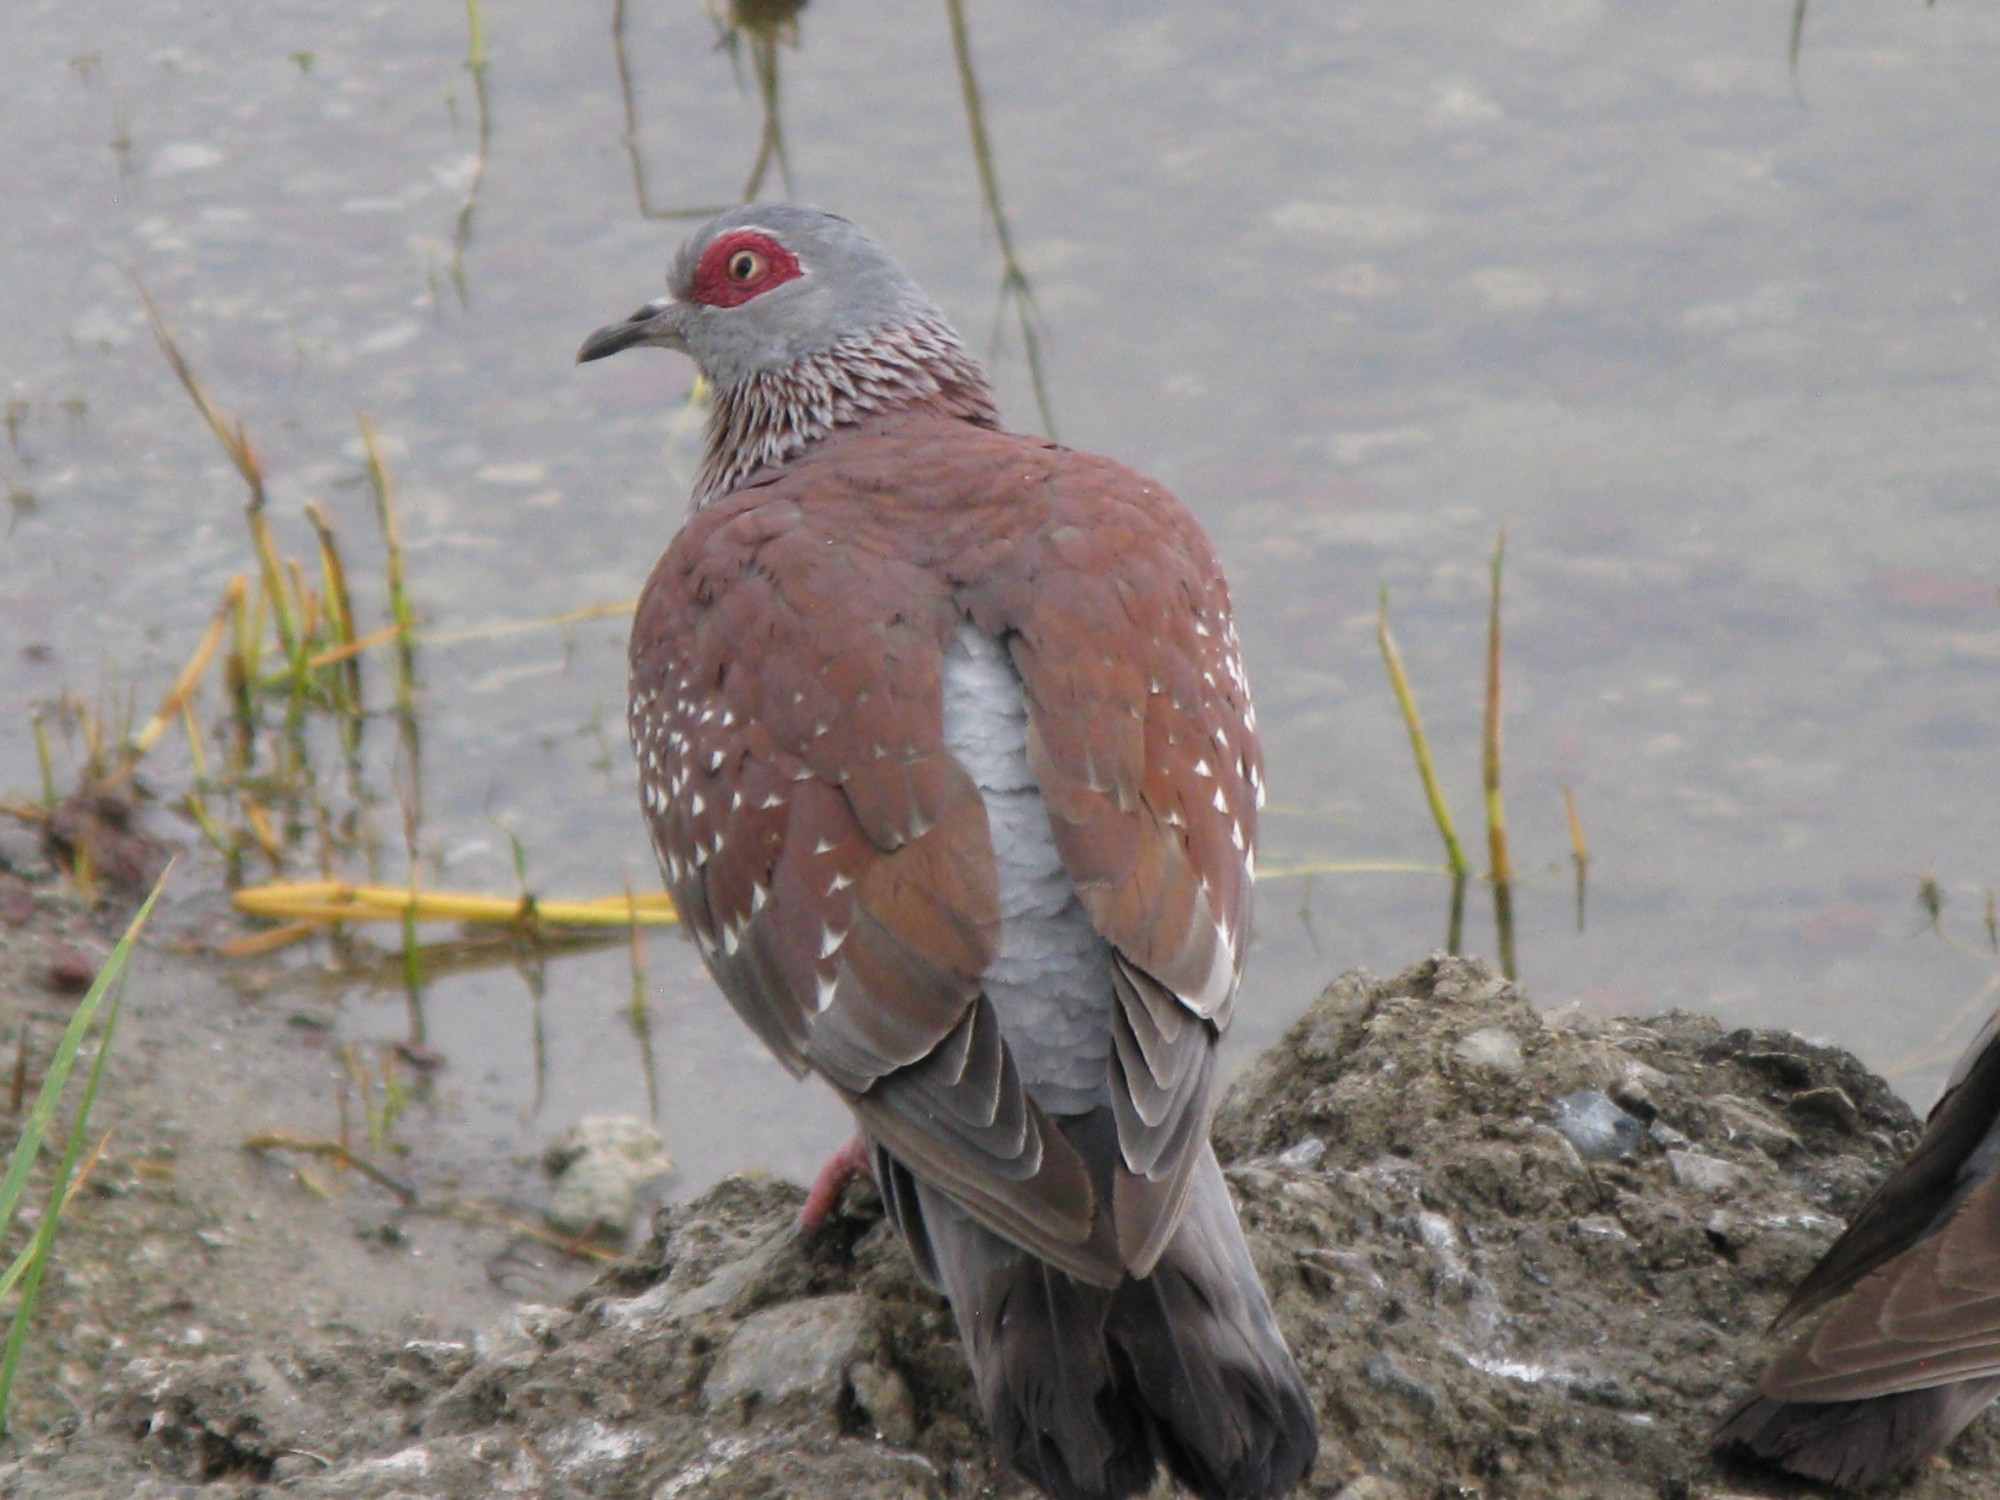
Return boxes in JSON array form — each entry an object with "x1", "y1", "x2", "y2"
[{"x1": 940, "y1": 619, "x2": 1113, "y2": 1116}]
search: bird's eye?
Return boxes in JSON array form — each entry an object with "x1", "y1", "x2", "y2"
[{"x1": 727, "y1": 249, "x2": 765, "y2": 283}]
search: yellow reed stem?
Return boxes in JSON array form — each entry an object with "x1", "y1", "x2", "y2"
[
  {"x1": 1482, "y1": 528, "x2": 1512, "y2": 887},
  {"x1": 1376, "y1": 586, "x2": 1469, "y2": 882},
  {"x1": 1256, "y1": 859, "x2": 1448, "y2": 879},
  {"x1": 288, "y1": 557, "x2": 319, "y2": 644},
  {"x1": 304, "y1": 502, "x2": 356, "y2": 643},
  {"x1": 233, "y1": 880, "x2": 678, "y2": 929}
]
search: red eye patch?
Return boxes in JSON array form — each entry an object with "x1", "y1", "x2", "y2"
[{"x1": 689, "y1": 230, "x2": 804, "y2": 308}]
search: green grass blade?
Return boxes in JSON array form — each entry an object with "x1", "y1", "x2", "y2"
[{"x1": 0, "y1": 865, "x2": 170, "y2": 1429}]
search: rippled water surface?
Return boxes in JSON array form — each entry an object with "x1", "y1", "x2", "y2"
[{"x1": 4, "y1": 0, "x2": 1998, "y2": 1198}]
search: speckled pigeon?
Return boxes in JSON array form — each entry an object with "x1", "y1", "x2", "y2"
[
  {"x1": 578, "y1": 204, "x2": 1317, "y2": 1500},
  {"x1": 1714, "y1": 1004, "x2": 2000, "y2": 1489}
]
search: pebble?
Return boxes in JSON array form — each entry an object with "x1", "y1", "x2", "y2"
[
  {"x1": 1453, "y1": 1026, "x2": 1524, "y2": 1076},
  {"x1": 1573, "y1": 1214, "x2": 1631, "y2": 1242},
  {"x1": 1275, "y1": 1136, "x2": 1326, "y2": 1170},
  {"x1": 1362, "y1": 1351, "x2": 1439, "y2": 1413},
  {"x1": 46, "y1": 945, "x2": 98, "y2": 995},
  {"x1": 1786, "y1": 1085, "x2": 1862, "y2": 1134},
  {"x1": 1549, "y1": 1091, "x2": 1643, "y2": 1160},
  {"x1": 846, "y1": 1357, "x2": 918, "y2": 1445},
  {"x1": 1666, "y1": 1149, "x2": 1747, "y2": 1198},
  {"x1": 0, "y1": 876, "x2": 35, "y2": 926},
  {"x1": 1608, "y1": 1061, "x2": 1667, "y2": 1121},
  {"x1": 0, "y1": 822, "x2": 45, "y2": 876},
  {"x1": 1649, "y1": 1119, "x2": 1692, "y2": 1151},
  {"x1": 543, "y1": 1117, "x2": 674, "y2": 1238},
  {"x1": 703, "y1": 1294, "x2": 873, "y2": 1411}
]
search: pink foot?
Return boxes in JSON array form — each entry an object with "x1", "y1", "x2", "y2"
[{"x1": 800, "y1": 1132, "x2": 873, "y2": 1231}]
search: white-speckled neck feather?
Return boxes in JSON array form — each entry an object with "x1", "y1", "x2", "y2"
[{"x1": 694, "y1": 311, "x2": 998, "y2": 508}]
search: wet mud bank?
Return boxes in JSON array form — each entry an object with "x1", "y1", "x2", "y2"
[{"x1": 5, "y1": 955, "x2": 1995, "y2": 1498}]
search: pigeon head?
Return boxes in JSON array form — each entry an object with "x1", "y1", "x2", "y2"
[
  {"x1": 578, "y1": 204, "x2": 998, "y2": 506},
  {"x1": 578, "y1": 205, "x2": 944, "y2": 388}
]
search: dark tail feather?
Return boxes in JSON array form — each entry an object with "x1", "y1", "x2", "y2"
[
  {"x1": 1107, "y1": 1149, "x2": 1318, "y2": 1500},
  {"x1": 1713, "y1": 1377, "x2": 2000, "y2": 1492},
  {"x1": 896, "y1": 1145, "x2": 1316, "y2": 1500}
]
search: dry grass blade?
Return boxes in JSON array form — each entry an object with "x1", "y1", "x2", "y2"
[
  {"x1": 433, "y1": 1199, "x2": 619, "y2": 1262},
  {"x1": 243, "y1": 1132, "x2": 416, "y2": 1204},
  {"x1": 425, "y1": 599, "x2": 637, "y2": 646},
  {"x1": 139, "y1": 286, "x2": 298, "y2": 657},
  {"x1": 136, "y1": 284, "x2": 265, "y2": 508}
]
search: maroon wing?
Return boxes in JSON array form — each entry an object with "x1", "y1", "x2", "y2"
[
  {"x1": 630, "y1": 485, "x2": 1112, "y2": 1283},
  {"x1": 963, "y1": 447, "x2": 1262, "y2": 1275}
]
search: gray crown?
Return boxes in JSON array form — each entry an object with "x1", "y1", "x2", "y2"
[{"x1": 578, "y1": 204, "x2": 949, "y2": 389}]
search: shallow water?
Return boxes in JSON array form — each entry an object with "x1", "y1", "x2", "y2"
[{"x1": 4, "y1": 0, "x2": 1998, "y2": 1201}]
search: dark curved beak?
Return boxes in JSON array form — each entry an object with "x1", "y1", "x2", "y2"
[{"x1": 576, "y1": 296, "x2": 687, "y2": 364}]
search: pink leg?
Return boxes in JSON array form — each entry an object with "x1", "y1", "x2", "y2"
[{"x1": 799, "y1": 1132, "x2": 873, "y2": 1230}]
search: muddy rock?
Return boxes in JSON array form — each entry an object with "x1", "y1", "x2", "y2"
[
  {"x1": 5, "y1": 956, "x2": 1997, "y2": 1498},
  {"x1": 543, "y1": 1115, "x2": 676, "y2": 1240}
]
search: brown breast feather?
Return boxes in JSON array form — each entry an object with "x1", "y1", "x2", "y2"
[{"x1": 630, "y1": 411, "x2": 1262, "y2": 1284}]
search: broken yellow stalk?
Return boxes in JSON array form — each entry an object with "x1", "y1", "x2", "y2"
[
  {"x1": 306, "y1": 623, "x2": 402, "y2": 670},
  {"x1": 240, "y1": 795, "x2": 283, "y2": 865},
  {"x1": 216, "y1": 921, "x2": 323, "y2": 959},
  {"x1": 124, "y1": 577, "x2": 242, "y2": 763},
  {"x1": 233, "y1": 880, "x2": 678, "y2": 929}
]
